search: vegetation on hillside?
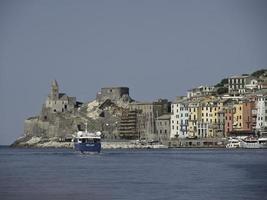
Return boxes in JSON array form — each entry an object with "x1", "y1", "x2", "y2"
[{"x1": 251, "y1": 69, "x2": 267, "y2": 78}]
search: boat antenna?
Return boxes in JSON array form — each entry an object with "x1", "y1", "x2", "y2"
[{"x1": 85, "y1": 122, "x2": 88, "y2": 132}]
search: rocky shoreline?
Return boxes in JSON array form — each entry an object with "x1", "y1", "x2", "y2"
[
  {"x1": 10, "y1": 136, "x2": 227, "y2": 149},
  {"x1": 10, "y1": 136, "x2": 169, "y2": 149}
]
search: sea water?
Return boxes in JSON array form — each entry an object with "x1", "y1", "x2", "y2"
[{"x1": 0, "y1": 147, "x2": 267, "y2": 200}]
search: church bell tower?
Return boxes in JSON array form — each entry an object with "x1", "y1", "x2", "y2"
[{"x1": 50, "y1": 80, "x2": 59, "y2": 100}]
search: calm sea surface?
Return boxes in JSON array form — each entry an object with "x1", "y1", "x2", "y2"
[{"x1": 0, "y1": 147, "x2": 267, "y2": 200}]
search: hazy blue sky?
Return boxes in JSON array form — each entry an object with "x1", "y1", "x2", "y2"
[{"x1": 0, "y1": 0, "x2": 267, "y2": 145}]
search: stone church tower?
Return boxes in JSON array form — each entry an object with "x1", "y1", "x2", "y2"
[
  {"x1": 44, "y1": 80, "x2": 76, "y2": 113},
  {"x1": 49, "y1": 80, "x2": 59, "y2": 100}
]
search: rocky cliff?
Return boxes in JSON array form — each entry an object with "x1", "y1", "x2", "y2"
[{"x1": 11, "y1": 82, "x2": 133, "y2": 148}]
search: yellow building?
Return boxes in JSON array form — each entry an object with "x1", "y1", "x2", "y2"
[
  {"x1": 198, "y1": 99, "x2": 224, "y2": 138},
  {"x1": 188, "y1": 102, "x2": 201, "y2": 138},
  {"x1": 233, "y1": 103, "x2": 243, "y2": 130}
]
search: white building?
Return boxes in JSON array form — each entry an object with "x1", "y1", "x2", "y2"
[
  {"x1": 170, "y1": 98, "x2": 189, "y2": 138},
  {"x1": 197, "y1": 122, "x2": 209, "y2": 138},
  {"x1": 245, "y1": 77, "x2": 258, "y2": 90},
  {"x1": 256, "y1": 94, "x2": 267, "y2": 133},
  {"x1": 228, "y1": 75, "x2": 248, "y2": 94},
  {"x1": 187, "y1": 85, "x2": 215, "y2": 99}
]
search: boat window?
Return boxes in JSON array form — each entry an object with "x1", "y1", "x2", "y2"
[{"x1": 94, "y1": 139, "x2": 100, "y2": 143}]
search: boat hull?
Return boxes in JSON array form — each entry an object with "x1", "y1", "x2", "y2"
[
  {"x1": 74, "y1": 142, "x2": 101, "y2": 153},
  {"x1": 240, "y1": 141, "x2": 267, "y2": 149}
]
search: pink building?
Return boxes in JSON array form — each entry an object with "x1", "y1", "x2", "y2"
[
  {"x1": 242, "y1": 101, "x2": 255, "y2": 131},
  {"x1": 224, "y1": 107, "x2": 234, "y2": 137}
]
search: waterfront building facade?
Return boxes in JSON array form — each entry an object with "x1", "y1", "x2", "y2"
[
  {"x1": 256, "y1": 94, "x2": 267, "y2": 134},
  {"x1": 224, "y1": 107, "x2": 234, "y2": 137},
  {"x1": 129, "y1": 99, "x2": 170, "y2": 140},
  {"x1": 188, "y1": 101, "x2": 201, "y2": 138},
  {"x1": 170, "y1": 99, "x2": 189, "y2": 138},
  {"x1": 155, "y1": 114, "x2": 171, "y2": 141}
]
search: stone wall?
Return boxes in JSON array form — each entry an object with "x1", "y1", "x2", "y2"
[{"x1": 96, "y1": 87, "x2": 130, "y2": 102}]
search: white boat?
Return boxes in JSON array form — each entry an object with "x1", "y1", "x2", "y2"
[
  {"x1": 258, "y1": 137, "x2": 267, "y2": 148},
  {"x1": 240, "y1": 137, "x2": 267, "y2": 149},
  {"x1": 226, "y1": 138, "x2": 241, "y2": 148}
]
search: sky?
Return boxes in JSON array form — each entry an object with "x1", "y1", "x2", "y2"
[{"x1": 0, "y1": 0, "x2": 267, "y2": 145}]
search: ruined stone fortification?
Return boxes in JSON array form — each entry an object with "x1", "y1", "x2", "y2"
[{"x1": 96, "y1": 87, "x2": 132, "y2": 103}]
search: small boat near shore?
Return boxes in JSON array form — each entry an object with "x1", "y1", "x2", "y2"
[
  {"x1": 72, "y1": 127, "x2": 101, "y2": 153},
  {"x1": 239, "y1": 136, "x2": 267, "y2": 149},
  {"x1": 226, "y1": 138, "x2": 241, "y2": 148}
]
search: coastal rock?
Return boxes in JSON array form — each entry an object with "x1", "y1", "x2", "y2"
[{"x1": 12, "y1": 82, "x2": 133, "y2": 148}]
